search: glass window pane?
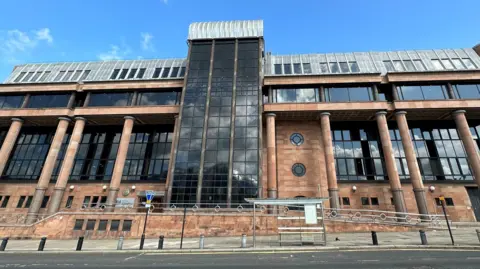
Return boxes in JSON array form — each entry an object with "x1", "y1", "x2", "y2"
[
  {"x1": 283, "y1": 64, "x2": 292, "y2": 74},
  {"x1": 462, "y1": 58, "x2": 476, "y2": 69},
  {"x1": 328, "y1": 87, "x2": 349, "y2": 102},
  {"x1": 136, "y1": 68, "x2": 146, "y2": 79},
  {"x1": 422, "y1": 85, "x2": 446, "y2": 100},
  {"x1": 293, "y1": 63, "x2": 301, "y2": 74},
  {"x1": 138, "y1": 91, "x2": 178, "y2": 106},
  {"x1": 350, "y1": 62, "x2": 360, "y2": 73},
  {"x1": 451, "y1": 58, "x2": 465, "y2": 69},
  {"x1": 383, "y1": 61, "x2": 395, "y2": 71},
  {"x1": 441, "y1": 59, "x2": 454, "y2": 69},
  {"x1": 319, "y1": 63, "x2": 328, "y2": 73},
  {"x1": 276, "y1": 89, "x2": 296, "y2": 103},
  {"x1": 89, "y1": 93, "x2": 131, "y2": 106},
  {"x1": 455, "y1": 84, "x2": 480, "y2": 99},
  {"x1": 414, "y1": 60, "x2": 426, "y2": 71},
  {"x1": 349, "y1": 87, "x2": 371, "y2": 101},
  {"x1": 329, "y1": 62, "x2": 339, "y2": 73},
  {"x1": 393, "y1": 61, "x2": 404, "y2": 71},
  {"x1": 399, "y1": 86, "x2": 423, "y2": 100},
  {"x1": 302, "y1": 63, "x2": 312, "y2": 74},
  {"x1": 274, "y1": 64, "x2": 282, "y2": 74},
  {"x1": 403, "y1": 60, "x2": 415, "y2": 71},
  {"x1": 339, "y1": 62, "x2": 349, "y2": 73},
  {"x1": 28, "y1": 94, "x2": 70, "y2": 108},
  {"x1": 431, "y1": 59, "x2": 444, "y2": 70},
  {"x1": 296, "y1": 88, "x2": 316, "y2": 102}
]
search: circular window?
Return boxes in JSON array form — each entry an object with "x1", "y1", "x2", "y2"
[
  {"x1": 292, "y1": 163, "x2": 306, "y2": 177},
  {"x1": 290, "y1": 133, "x2": 304, "y2": 146}
]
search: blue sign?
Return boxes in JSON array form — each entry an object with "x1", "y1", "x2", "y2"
[{"x1": 146, "y1": 190, "x2": 155, "y2": 203}]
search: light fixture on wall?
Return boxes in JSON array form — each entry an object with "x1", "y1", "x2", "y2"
[
  {"x1": 131, "y1": 185, "x2": 136, "y2": 192},
  {"x1": 69, "y1": 185, "x2": 75, "y2": 191},
  {"x1": 352, "y1": 185, "x2": 357, "y2": 192},
  {"x1": 429, "y1": 186, "x2": 435, "y2": 193},
  {"x1": 102, "y1": 185, "x2": 107, "y2": 191}
]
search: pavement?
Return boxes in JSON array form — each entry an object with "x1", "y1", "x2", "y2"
[
  {"x1": 1, "y1": 228, "x2": 479, "y2": 252},
  {"x1": 1, "y1": 250, "x2": 480, "y2": 268}
]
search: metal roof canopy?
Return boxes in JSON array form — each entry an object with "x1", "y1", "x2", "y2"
[
  {"x1": 245, "y1": 197, "x2": 328, "y2": 205},
  {"x1": 188, "y1": 20, "x2": 264, "y2": 40}
]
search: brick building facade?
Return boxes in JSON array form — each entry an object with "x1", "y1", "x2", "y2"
[{"x1": 1, "y1": 20, "x2": 480, "y2": 237}]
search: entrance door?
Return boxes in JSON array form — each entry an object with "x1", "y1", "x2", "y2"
[{"x1": 466, "y1": 187, "x2": 480, "y2": 221}]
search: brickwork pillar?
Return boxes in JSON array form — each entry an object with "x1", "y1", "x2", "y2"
[
  {"x1": 452, "y1": 110, "x2": 480, "y2": 187},
  {"x1": 395, "y1": 111, "x2": 428, "y2": 215},
  {"x1": 105, "y1": 116, "x2": 135, "y2": 211},
  {"x1": 26, "y1": 117, "x2": 71, "y2": 224},
  {"x1": 266, "y1": 113, "x2": 277, "y2": 198},
  {"x1": 47, "y1": 117, "x2": 86, "y2": 214},
  {"x1": 320, "y1": 112, "x2": 339, "y2": 209},
  {"x1": 0, "y1": 118, "x2": 24, "y2": 176},
  {"x1": 375, "y1": 111, "x2": 407, "y2": 214}
]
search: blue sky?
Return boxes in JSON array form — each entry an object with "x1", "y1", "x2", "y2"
[{"x1": 1, "y1": 0, "x2": 479, "y2": 81}]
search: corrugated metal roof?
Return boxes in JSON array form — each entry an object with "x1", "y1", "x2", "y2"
[
  {"x1": 4, "y1": 58, "x2": 187, "y2": 84},
  {"x1": 188, "y1": 20, "x2": 263, "y2": 40},
  {"x1": 265, "y1": 48, "x2": 480, "y2": 76}
]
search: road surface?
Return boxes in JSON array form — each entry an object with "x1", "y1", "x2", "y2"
[{"x1": 0, "y1": 250, "x2": 479, "y2": 268}]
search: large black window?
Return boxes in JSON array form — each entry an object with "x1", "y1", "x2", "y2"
[
  {"x1": 326, "y1": 87, "x2": 373, "y2": 102},
  {"x1": 2, "y1": 128, "x2": 69, "y2": 181},
  {"x1": 390, "y1": 121, "x2": 473, "y2": 181},
  {"x1": 201, "y1": 40, "x2": 235, "y2": 205},
  {"x1": 88, "y1": 92, "x2": 132, "y2": 107},
  {"x1": 453, "y1": 84, "x2": 480, "y2": 99},
  {"x1": 70, "y1": 128, "x2": 122, "y2": 181},
  {"x1": 122, "y1": 127, "x2": 173, "y2": 181},
  {"x1": 272, "y1": 88, "x2": 319, "y2": 103},
  {"x1": 396, "y1": 85, "x2": 449, "y2": 100},
  {"x1": 171, "y1": 41, "x2": 212, "y2": 205},
  {"x1": 28, "y1": 94, "x2": 70, "y2": 108},
  {"x1": 332, "y1": 124, "x2": 386, "y2": 181},
  {"x1": 137, "y1": 91, "x2": 180, "y2": 106},
  {"x1": 0, "y1": 95, "x2": 24, "y2": 109}
]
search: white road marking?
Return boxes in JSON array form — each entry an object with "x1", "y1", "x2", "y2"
[
  {"x1": 357, "y1": 260, "x2": 379, "y2": 262},
  {"x1": 467, "y1": 257, "x2": 480, "y2": 260},
  {"x1": 124, "y1": 253, "x2": 144, "y2": 262}
]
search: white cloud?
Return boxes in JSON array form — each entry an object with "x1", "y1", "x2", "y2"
[
  {"x1": 141, "y1": 32, "x2": 154, "y2": 51},
  {"x1": 0, "y1": 28, "x2": 54, "y2": 64},
  {"x1": 162, "y1": 0, "x2": 168, "y2": 4},
  {"x1": 98, "y1": 44, "x2": 131, "y2": 61},
  {"x1": 35, "y1": 28, "x2": 53, "y2": 44}
]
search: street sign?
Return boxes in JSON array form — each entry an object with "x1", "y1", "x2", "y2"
[
  {"x1": 304, "y1": 204, "x2": 318, "y2": 224},
  {"x1": 146, "y1": 190, "x2": 155, "y2": 203},
  {"x1": 439, "y1": 196, "x2": 445, "y2": 201}
]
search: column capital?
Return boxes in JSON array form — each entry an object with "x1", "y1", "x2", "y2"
[
  {"x1": 319, "y1": 112, "x2": 330, "y2": 117},
  {"x1": 58, "y1": 117, "x2": 72, "y2": 122},
  {"x1": 452, "y1": 110, "x2": 466, "y2": 116},
  {"x1": 265, "y1": 113, "x2": 276, "y2": 118},
  {"x1": 11, "y1": 117, "x2": 23, "y2": 123},
  {"x1": 74, "y1": 116, "x2": 87, "y2": 122},
  {"x1": 124, "y1": 116, "x2": 135, "y2": 120},
  {"x1": 375, "y1": 111, "x2": 388, "y2": 116},
  {"x1": 395, "y1": 110, "x2": 407, "y2": 116}
]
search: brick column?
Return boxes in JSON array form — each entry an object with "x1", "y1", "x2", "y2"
[
  {"x1": 266, "y1": 113, "x2": 277, "y2": 198},
  {"x1": 26, "y1": 117, "x2": 71, "y2": 224},
  {"x1": 47, "y1": 117, "x2": 86, "y2": 214},
  {"x1": 375, "y1": 111, "x2": 407, "y2": 214},
  {"x1": 166, "y1": 115, "x2": 180, "y2": 205},
  {"x1": 105, "y1": 116, "x2": 135, "y2": 211},
  {"x1": 395, "y1": 111, "x2": 428, "y2": 215},
  {"x1": 320, "y1": 112, "x2": 339, "y2": 209},
  {"x1": 0, "y1": 118, "x2": 24, "y2": 176},
  {"x1": 452, "y1": 110, "x2": 480, "y2": 187}
]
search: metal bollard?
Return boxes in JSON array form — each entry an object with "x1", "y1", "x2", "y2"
[
  {"x1": 139, "y1": 234, "x2": 145, "y2": 250},
  {"x1": 0, "y1": 237, "x2": 8, "y2": 251},
  {"x1": 117, "y1": 236, "x2": 124, "y2": 250},
  {"x1": 476, "y1": 229, "x2": 480, "y2": 243},
  {"x1": 419, "y1": 230, "x2": 428, "y2": 245},
  {"x1": 241, "y1": 234, "x2": 247, "y2": 248},
  {"x1": 76, "y1": 236, "x2": 84, "y2": 251},
  {"x1": 158, "y1": 235, "x2": 164, "y2": 250},
  {"x1": 38, "y1": 237, "x2": 47, "y2": 251},
  {"x1": 199, "y1": 234, "x2": 205, "y2": 249},
  {"x1": 371, "y1": 231, "x2": 378, "y2": 246}
]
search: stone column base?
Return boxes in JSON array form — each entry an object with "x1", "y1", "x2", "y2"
[
  {"x1": 413, "y1": 188, "x2": 429, "y2": 218},
  {"x1": 328, "y1": 188, "x2": 340, "y2": 209},
  {"x1": 47, "y1": 187, "x2": 67, "y2": 215},
  {"x1": 25, "y1": 188, "x2": 47, "y2": 224}
]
